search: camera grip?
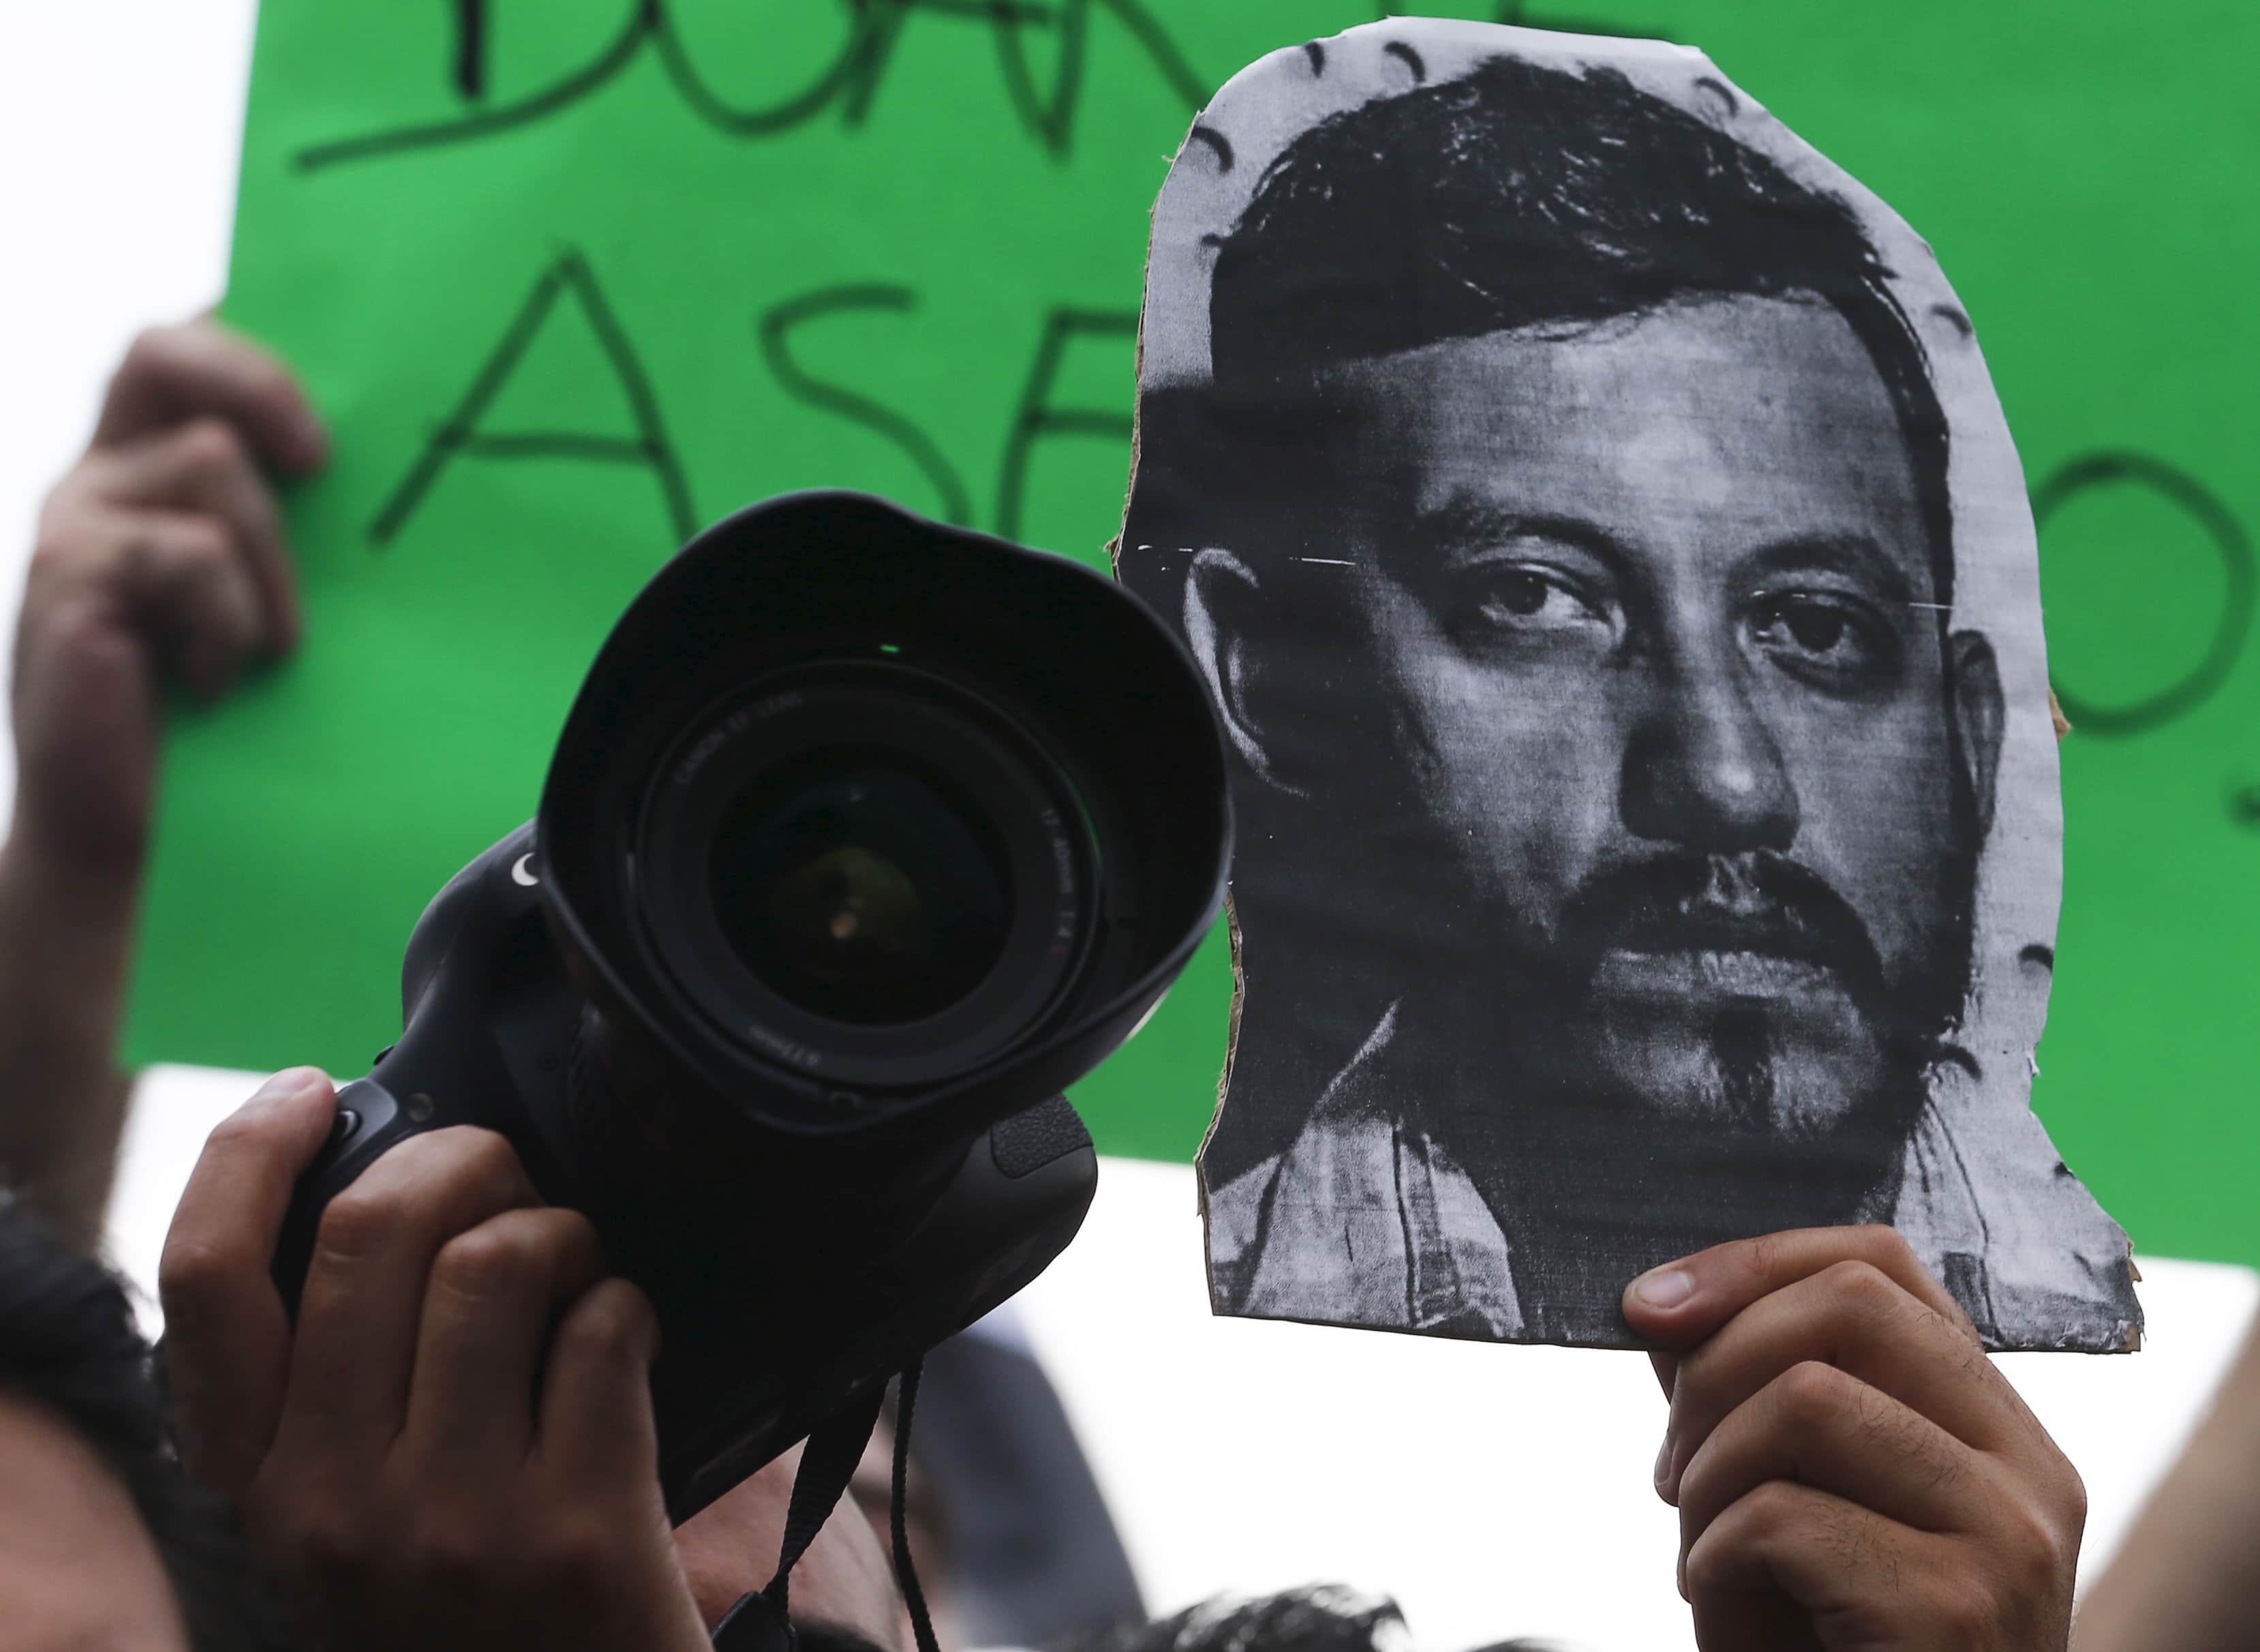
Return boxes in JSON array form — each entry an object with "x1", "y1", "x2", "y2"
[
  {"x1": 268, "y1": 823, "x2": 554, "y2": 1319},
  {"x1": 989, "y1": 1092, "x2": 1091, "y2": 1177}
]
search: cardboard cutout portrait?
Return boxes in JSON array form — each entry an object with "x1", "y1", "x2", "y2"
[{"x1": 1116, "y1": 20, "x2": 2141, "y2": 1352}]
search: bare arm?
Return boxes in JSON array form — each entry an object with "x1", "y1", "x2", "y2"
[
  {"x1": 0, "y1": 840, "x2": 137, "y2": 1251},
  {"x1": 2074, "y1": 1311, "x2": 2260, "y2": 1651}
]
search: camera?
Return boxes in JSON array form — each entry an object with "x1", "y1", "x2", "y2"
[{"x1": 269, "y1": 492, "x2": 1232, "y2": 1522}]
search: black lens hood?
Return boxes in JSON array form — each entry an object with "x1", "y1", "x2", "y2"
[{"x1": 536, "y1": 491, "x2": 1232, "y2": 1140}]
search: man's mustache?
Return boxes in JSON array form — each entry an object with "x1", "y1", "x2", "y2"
[{"x1": 1552, "y1": 851, "x2": 1889, "y2": 1005}]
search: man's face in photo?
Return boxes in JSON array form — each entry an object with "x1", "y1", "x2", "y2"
[{"x1": 1294, "y1": 293, "x2": 1997, "y2": 1164}]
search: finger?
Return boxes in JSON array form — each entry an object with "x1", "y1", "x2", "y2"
[
  {"x1": 536, "y1": 1277, "x2": 662, "y2": 1490},
  {"x1": 131, "y1": 512, "x2": 267, "y2": 700},
  {"x1": 157, "y1": 1067, "x2": 337, "y2": 1495},
  {"x1": 403, "y1": 1206, "x2": 606, "y2": 1466},
  {"x1": 87, "y1": 418, "x2": 301, "y2": 655},
  {"x1": 1684, "y1": 1481, "x2": 1951, "y2": 1648},
  {"x1": 275, "y1": 1127, "x2": 539, "y2": 1462},
  {"x1": 73, "y1": 507, "x2": 268, "y2": 700},
  {"x1": 1656, "y1": 1260, "x2": 2038, "y2": 1503},
  {"x1": 1677, "y1": 1361, "x2": 1996, "y2": 1568},
  {"x1": 1688, "y1": 1585, "x2": 1810, "y2": 1652},
  {"x1": 1649, "y1": 1348, "x2": 1678, "y2": 1403},
  {"x1": 29, "y1": 503, "x2": 266, "y2": 699},
  {"x1": 1624, "y1": 1225, "x2": 1976, "y2": 1351},
  {"x1": 94, "y1": 321, "x2": 326, "y2": 473}
]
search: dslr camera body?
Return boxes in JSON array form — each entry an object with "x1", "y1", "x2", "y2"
[{"x1": 270, "y1": 493, "x2": 1231, "y2": 1522}]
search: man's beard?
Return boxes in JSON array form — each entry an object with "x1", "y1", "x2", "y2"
[{"x1": 1418, "y1": 846, "x2": 1974, "y2": 1276}]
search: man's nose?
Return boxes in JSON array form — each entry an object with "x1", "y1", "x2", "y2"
[{"x1": 1617, "y1": 668, "x2": 1800, "y2": 854}]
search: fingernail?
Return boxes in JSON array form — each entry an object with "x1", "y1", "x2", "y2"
[
  {"x1": 1653, "y1": 1434, "x2": 1672, "y2": 1490},
  {"x1": 1632, "y1": 1267, "x2": 1694, "y2": 1309}
]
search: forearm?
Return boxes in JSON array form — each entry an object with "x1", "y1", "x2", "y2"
[
  {"x1": 0, "y1": 834, "x2": 139, "y2": 1252},
  {"x1": 2076, "y1": 1312, "x2": 2260, "y2": 1650}
]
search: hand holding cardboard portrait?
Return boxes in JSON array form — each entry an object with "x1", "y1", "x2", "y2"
[{"x1": 1117, "y1": 19, "x2": 2141, "y2": 1351}]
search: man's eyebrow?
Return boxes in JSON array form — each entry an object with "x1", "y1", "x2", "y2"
[
  {"x1": 1406, "y1": 498, "x2": 1636, "y2": 571},
  {"x1": 1739, "y1": 533, "x2": 1921, "y2": 604}
]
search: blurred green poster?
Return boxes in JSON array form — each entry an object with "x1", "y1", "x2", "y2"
[{"x1": 136, "y1": 1, "x2": 2258, "y2": 1264}]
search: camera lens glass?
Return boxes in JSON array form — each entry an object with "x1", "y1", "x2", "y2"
[
  {"x1": 708, "y1": 751, "x2": 1013, "y2": 1026},
  {"x1": 632, "y1": 663, "x2": 1101, "y2": 1088}
]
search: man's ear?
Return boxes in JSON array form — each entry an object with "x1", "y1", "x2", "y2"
[
  {"x1": 1184, "y1": 547, "x2": 1301, "y2": 795},
  {"x1": 1949, "y1": 630, "x2": 2005, "y2": 843}
]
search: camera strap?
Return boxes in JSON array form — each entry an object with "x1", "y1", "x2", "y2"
[
  {"x1": 712, "y1": 1359, "x2": 940, "y2": 1652},
  {"x1": 887, "y1": 1358, "x2": 941, "y2": 1652}
]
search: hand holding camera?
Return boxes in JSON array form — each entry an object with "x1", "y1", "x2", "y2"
[
  {"x1": 161, "y1": 1065, "x2": 716, "y2": 1652},
  {"x1": 262, "y1": 493, "x2": 1231, "y2": 1520}
]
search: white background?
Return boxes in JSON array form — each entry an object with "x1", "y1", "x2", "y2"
[{"x1": 5, "y1": 7, "x2": 2253, "y2": 1650}]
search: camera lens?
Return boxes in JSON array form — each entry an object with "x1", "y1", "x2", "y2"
[
  {"x1": 709, "y1": 754, "x2": 1013, "y2": 1026},
  {"x1": 540, "y1": 491, "x2": 1233, "y2": 1133},
  {"x1": 630, "y1": 662, "x2": 1102, "y2": 1088}
]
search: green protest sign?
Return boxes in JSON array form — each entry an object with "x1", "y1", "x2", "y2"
[{"x1": 134, "y1": 1, "x2": 2257, "y2": 1266}]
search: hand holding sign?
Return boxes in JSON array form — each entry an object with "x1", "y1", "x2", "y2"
[
  {"x1": 1625, "y1": 1227, "x2": 2083, "y2": 1652},
  {"x1": 0, "y1": 320, "x2": 325, "y2": 1250},
  {"x1": 25, "y1": 319, "x2": 323, "y2": 872}
]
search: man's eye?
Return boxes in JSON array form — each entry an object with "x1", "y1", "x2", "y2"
[
  {"x1": 1749, "y1": 592, "x2": 1894, "y2": 682},
  {"x1": 1471, "y1": 567, "x2": 1610, "y2": 632}
]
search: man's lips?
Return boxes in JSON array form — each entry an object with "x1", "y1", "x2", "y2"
[
  {"x1": 1607, "y1": 906, "x2": 1837, "y2": 966},
  {"x1": 1590, "y1": 945, "x2": 1844, "y2": 1002},
  {"x1": 1553, "y1": 853, "x2": 1889, "y2": 1013},
  {"x1": 1585, "y1": 911, "x2": 1849, "y2": 1002}
]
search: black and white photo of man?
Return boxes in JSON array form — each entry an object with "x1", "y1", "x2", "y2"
[{"x1": 1118, "y1": 23, "x2": 2139, "y2": 1351}]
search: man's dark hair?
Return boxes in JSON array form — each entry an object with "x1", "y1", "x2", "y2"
[
  {"x1": 1057, "y1": 1587, "x2": 1556, "y2": 1652},
  {"x1": 0, "y1": 1197, "x2": 292, "y2": 1651},
  {"x1": 1206, "y1": 52, "x2": 1955, "y2": 610}
]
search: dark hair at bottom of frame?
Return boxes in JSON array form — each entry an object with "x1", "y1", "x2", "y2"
[{"x1": 0, "y1": 1197, "x2": 295, "y2": 1651}]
